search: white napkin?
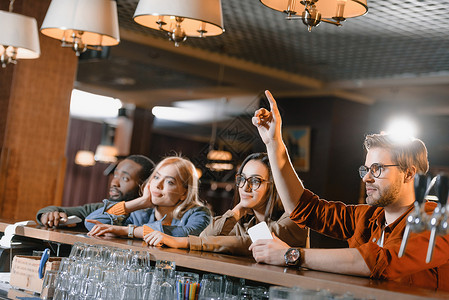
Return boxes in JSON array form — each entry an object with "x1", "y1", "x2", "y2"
[{"x1": 0, "y1": 221, "x2": 36, "y2": 248}]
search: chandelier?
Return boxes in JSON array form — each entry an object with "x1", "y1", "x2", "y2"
[
  {"x1": 133, "y1": 0, "x2": 225, "y2": 47},
  {"x1": 260, "y1": 0, "x2": 368, "y2": 31},
  {"x1": 40, "y1": 0, "x2": 120, "y2": 56}
]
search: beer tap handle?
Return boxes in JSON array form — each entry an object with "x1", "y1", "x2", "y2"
[
  {"x1": 398, "y1": 223, "x2": 411, "y2": 258},
  {"x1": 425, "y1": 175, "x2": 448, "y2": 263},
  {"x1": 426, "y1": 223, "x2": 438, "y2": 263},
  {"x1": 399, "y1": 174, "x2": 429, "y2": 258},
  {"x1": 435, "y1": 175, "x2": 448, "y2": 207},
  {"x1": 414, "y1": 174, "x2": 429, "y2": 205},
  {"x1": 425, "y1": 205, "x2": 442, "y2": 263}
]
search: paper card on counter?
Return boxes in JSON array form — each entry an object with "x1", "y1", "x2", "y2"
[{"x1": 248, "y1": 221, "x2": 273, "y2": 243}]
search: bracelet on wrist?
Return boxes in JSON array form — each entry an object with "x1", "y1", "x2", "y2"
[{"x1": 128, "y1": 224, "x2": 136, "y2": 238}]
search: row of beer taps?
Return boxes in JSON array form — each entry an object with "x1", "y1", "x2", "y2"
[{"x1": 398, "y1": 174, "x2": 448, "y2": 263}]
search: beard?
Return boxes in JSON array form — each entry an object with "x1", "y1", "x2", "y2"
[
  {"x1": 109, "y1": 189, "x2": 140, "y2": 202},
  {"x1": 365, "y1": 177, "x2": 402, "y2": 207}
]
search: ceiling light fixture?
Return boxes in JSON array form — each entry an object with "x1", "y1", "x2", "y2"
[
  {"x1": 40, "y1": 0, "x2": 120, "y2": 56},
  {"x1": 133, "y1": 0, "x2": 225, "y2": 47},
  {"x1": 260, "y1": 0, "x2": 368, "y2": 32},
  {"x1": 94, "y1": 145, "x2": 118, "y2": 163},
  {"x1": 75, "y1": 150, "x2": 95, "y2": 167},
  {"x1": 206, "y1": 98, "x2": 233, "y2": 172},
  {"x1": 0, "y1": 0, "x2": 40, "y2": 68}
]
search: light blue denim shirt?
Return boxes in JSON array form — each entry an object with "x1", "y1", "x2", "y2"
[{"x1": 84, "y1": 200, "x2": 211, "y2": 237}]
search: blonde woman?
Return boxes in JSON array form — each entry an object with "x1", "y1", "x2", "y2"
[{"x1": 85, "y1": 156, "x2": 211, "y2": 240}]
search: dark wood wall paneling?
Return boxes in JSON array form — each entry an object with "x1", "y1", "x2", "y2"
[
  {"x1": 149, "y1": 132, "x2": 208, "y2": 162},
  {"x1": 62, "y1": 118, "x2": 110, "y2": 207},
  {"x1": 130, "y1": 107, "x2": 154, "y2": 157}
]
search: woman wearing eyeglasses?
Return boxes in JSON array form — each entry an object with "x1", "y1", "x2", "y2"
[{"x1": 143, "y1": 152, "x2": 308, "y2": 255}]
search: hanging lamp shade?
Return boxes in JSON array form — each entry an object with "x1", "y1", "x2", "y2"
[
  {"x1": 41, "y1": 0, "x2": 120, "y2": 52},
  {"x1": 133, "y1": 0, "x2": 224, "y2": 38},
  {"x1": 0, "y1": 10, "x2": 40, "y2": 65},
  {"x1": 75, "y1": 150, "x2": 95, "y2": 166},
  {"x1": 94, "y1": 145, "x2": 118, "y2": 163},
  {"x1": 260, "y1": 0, "x2": 368, "y2": 19}
]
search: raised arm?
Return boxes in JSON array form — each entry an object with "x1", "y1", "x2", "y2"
[{"x1": 252, "y1": 90, "x2": 304, "y2": 214}]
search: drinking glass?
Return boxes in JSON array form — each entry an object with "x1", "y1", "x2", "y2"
[
  {"x1": 223, "y1": 276, "x2": 245, "y2": 300},
  {"x1": 68, "y1": 242, "x2": 86, "y2": 260},
  {"x1": 97, "y1": 284, "x2": 120, "y2": 300},
  {"x1": 83, "y1": 244, "x2": 100, "y2": 262},
  {"x1": 198, "y1": 274, "x2": 224, "y2": 300},
  {"x1": 240, "y1": 285, "x2": 268, "y2": 299},
  {"x1": 141, "y1": 268, "x2": 154, "y2": 299},
  {"x1": 58, "y1": 258, "x2": 72, "y2": 274},
  {"x1": 147, "y1": 260, "x2": 176, "y2": 300},
  {"x1": 120, "y1": 284, "x2": 143, "y2": 300},
  {"x1": 97, "y1": 268, "x2": 120, "y2": 300},
  {"x1": 129, "y1": 250, "x2": 151, "y2": 270},
  {"x1": 269, "y1": 286, "x2": 296, "y2": 300},
  {"x1": 53, "y1": 271, "x2": 71, "y2": 300},
  {"x1": 40, "y1": 270, "x2": 59, "y2": 299},
  {"x1": 79, "y1": 278, "x2": 101, "y2": 300}
]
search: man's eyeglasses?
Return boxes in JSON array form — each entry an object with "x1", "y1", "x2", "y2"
[
  {"x1": 358, "y1": 163, "x2": 399, "y2": 178},
  {"x1": 235, "y1": 174, "x2": 269, "y2": 191}
]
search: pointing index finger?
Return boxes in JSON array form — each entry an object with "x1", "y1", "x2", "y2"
[{"x1": 264, "y1": 90, "x2": 279, "y2": 115}]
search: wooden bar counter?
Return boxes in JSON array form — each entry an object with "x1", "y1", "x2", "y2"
[{"x1": 0, "y1": 220, "x2": 447, "y2": 300}]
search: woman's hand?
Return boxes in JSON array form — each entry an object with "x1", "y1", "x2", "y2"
[
  {"x1": 232, "y1": 203, "x2": 252, "y2": 221},
  {"x1": 86, "y1": 219, "x2": 127, "y2": 237},
  {"x1": 143, "y1": 230, "x2": 188, "y2": 248},
  {"x1": 143, "y1": 230, "x2": 165, "y2": 246},
  {"x1": 123, "y1": 181, "x2": 154, "y2": 213},
  {"x1": 252, "y1": 90, "x2": 283, "y2": 146},
  {"x1": 140, "y1": 181, "x2": 154, "y2": 208}
]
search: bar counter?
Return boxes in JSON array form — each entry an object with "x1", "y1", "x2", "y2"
[{"x1": 0, "y1": 220, "x2": 447, "y2": 300}]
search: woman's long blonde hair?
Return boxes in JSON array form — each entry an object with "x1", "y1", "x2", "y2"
[{"x1": 148, "y1": 156, "x2": 205, "y2": 219}]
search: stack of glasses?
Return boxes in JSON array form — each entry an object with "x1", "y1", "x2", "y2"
[
  {"x1": 52, "y1": 242, "x2": 152, "y2": 300},
  {"x1": 48, "y1": 242, "x2": 270, "y2": 300}
]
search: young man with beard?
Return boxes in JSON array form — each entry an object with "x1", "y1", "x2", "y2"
[
  {"x1": 249, "y1": 90, "x2": 449, "y2": 291},
  {"x1": 36, "y1": 155, "x2": 154, "y2": 228}
]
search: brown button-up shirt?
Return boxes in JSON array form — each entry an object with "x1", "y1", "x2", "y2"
[{"x1": 290, "y1": 189, "x2": 449, "y2": 291}]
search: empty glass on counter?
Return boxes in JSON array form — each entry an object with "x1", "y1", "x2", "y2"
[
  {"x1": 40, "y1": 270, "x2": 59, "y2": 300},
  {"x1": 223, "y1": 276, "x2": 245, "y2": 300},
  {"x1": 198, "y1": 273, "x2": 224, "y2": 300},
  {"x1": 146, "y1": 259, "x2": 176, "y2": 300},
  {"x1": 239, "y1": 285, "x2": 268, "y2": 299}
]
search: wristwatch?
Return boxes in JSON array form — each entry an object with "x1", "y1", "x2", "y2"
[
  {"x1": 128, "y1": 224, "x2": 135, "y2": 238},
  {"x1": 284, "y1": 248, "x2": 301, "y2": 266}
]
